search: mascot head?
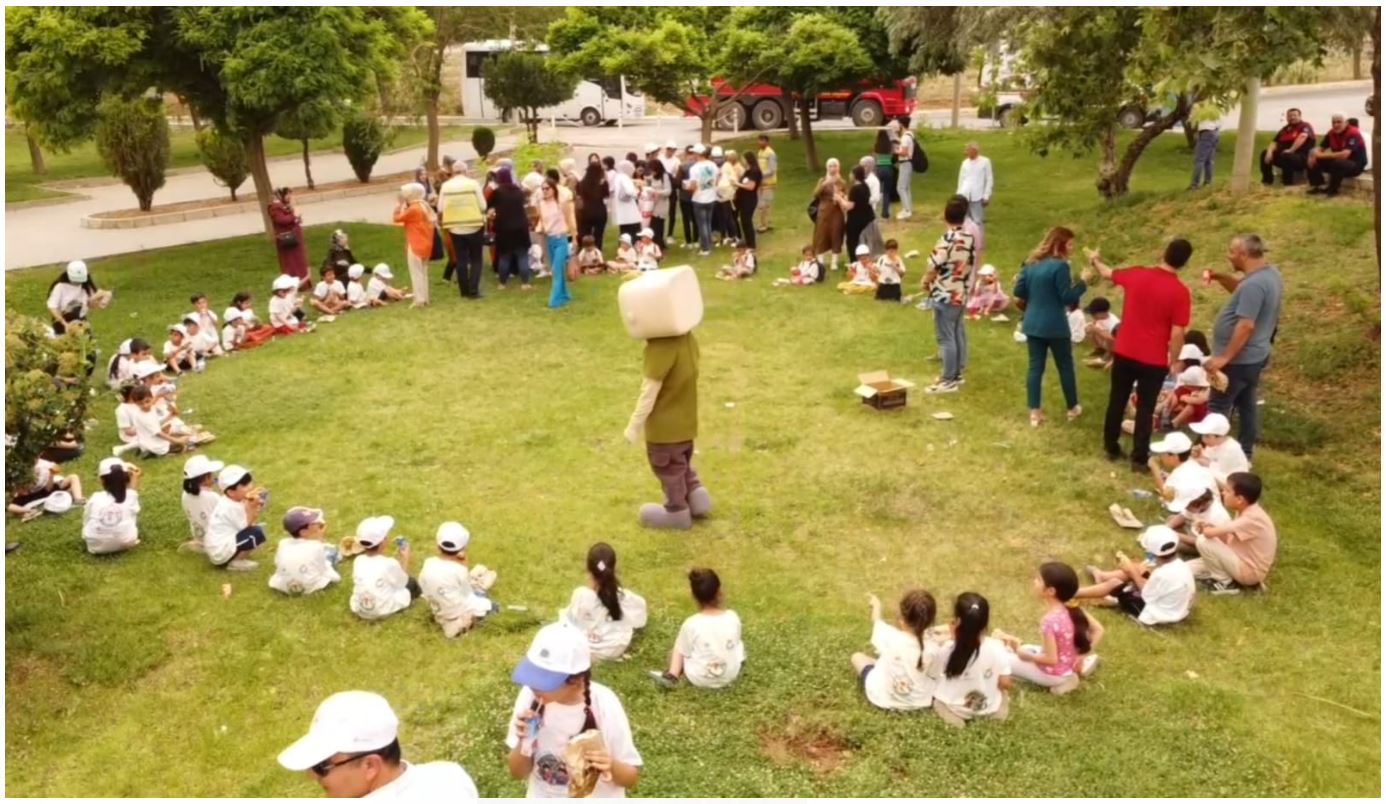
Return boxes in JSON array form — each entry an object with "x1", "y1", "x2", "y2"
[{"x1": 617, "y1": 265, "x2": 703, "y2": 340}]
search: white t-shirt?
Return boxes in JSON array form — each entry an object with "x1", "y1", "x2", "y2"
[
  {"x1": 505, "y1": 682, "x2": 642, "y2": 799},
  {"x1": 876, "y1": 255, "x2": 905, "y2": 285},
  {"x1": 47, "y1": 282, "x2": 89, "y2": 318},
  {"x1": 163, "y1": 339, "x2": 191, "y2": 362},
  {"x1": 612, "y1": 173, "x2": 641, "y2": 226},
  {"x1": 130, "y1": 406, "x2": 170, "y2": 455},
  {"x1": 362, "y1": 760, "x2": 479, "y2": 801},
  {"x1": 931, "y1": 636, "x2": 1012, "y2": 717},
  {"x1": 221, "y1": 323, "x2": 241, "y2": 352},
  {"x1": 864, "y1": 620, "x2": 939, "y2": 711},
  {"x1": 350, "y1": 554, "x2": 412, "y2": 620},
  {"x1": 347, "y1": 281, "x2": 368, "y2": 307},
  {"x1": 565, "y1": 586, "x2": 648, "y2": 661},
  {"x1": 269, "y1": 538, "x2": 340, "y2": 595},
  {"x1": 677, "y1": 610, "x2": 746, "y2": 689},
  {"x1": 865, "y1": 171, "x2": 882, "y2": 208},
  {"x1": 1187, "y1": 497, "x2": 1232, "y2": 530},
  {"x1": 268, "y1": 294, "x2": 296, "y2": 328},
  {"x1": 688, "y1": 160, "x2": 720, "y2": 204},
  {"x1": 1068, "y1": 309, "x2": 1088, "y2": 344},
  {"x1": 204, "y1": 494, "x2": 251, "y2": 566},
  {"x1": 419, "y1": 557, "x2": 493, "y2": 622},
  {"x1": 1095, "y1": 313, "x2": 1121, "y2": 334},
  {"x1": 899, "y1": 132, "x2": 916, "y2": 163},
  {"x1": 1201, "y1": 438, "x2": 1249, "y2": 482},
  {"x1": 181, "y1": 489, "x2": 221, "y2": 542},
  {"x1": 82, "y1": 490, "x2": 140, "y2": 554},
  {"x1": 115, "y1": 402, "x2": 140, "y2": 445},
  {"x1": 366, "y1": 276, "x2": 390, "y2": 301},
  {"x1": 1138, "y1": 559, "x2": 1196, "y2": 626},
  {"x1": 314, "y1": 280, "x2": 346, "y2": 301}
]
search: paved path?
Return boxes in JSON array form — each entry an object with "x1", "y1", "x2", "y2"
[{"x1": 6, "y1": 81, "x2": 1372, "y2": 272}]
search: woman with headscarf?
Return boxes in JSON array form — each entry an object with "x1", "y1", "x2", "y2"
[
  {"x1": 644, "y1": 158, "x2": 672, "y2": 251},
  {"x1": 536, "y1": 178, "x2": 578, "y2": 309},
  {"x1": 611, "y1": 160, "x2": 643, "y2": 245},
  {"x1": 734, "y1": 150, "x2": 762, "y2": 250},
  {"x1": 576, "y1": 162, "x2": 610, "y2": 252},
  {"x1": 859, "y1": 155, "x2": 883, "y2": 218},
  {"x1": 872, "y1": 128, "x2": 897, "y2": 219},
  {"x1": 487, "y1": 167, "x2": 533, "y2": 290},
  {"x1": 46, "y1": 260, "x2": 104, "y2": 335},
  {"x1": 269, "y1": 187, "x2": 310, "y2": 289},
  {"x1": 393, "y1": 182, "x2": 437, "y2": 307},
  {"x1": 841, "y1": 165, "x2": 880, "y2": 259},
  {"x1": 812, "y1": 159, "x2": 848, "y2": 272},
  {"x1": 322, "y1": 229, "x2": 358, "y2": 276}
]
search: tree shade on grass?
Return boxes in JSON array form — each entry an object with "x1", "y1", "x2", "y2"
[{"x1": 2, "y1": 130, "x2": 1377, "y2": 797}]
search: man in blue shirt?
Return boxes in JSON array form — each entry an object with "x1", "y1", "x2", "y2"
[{"x1": 1307, "y1": 114, "x2": 1368, "y2": 197}]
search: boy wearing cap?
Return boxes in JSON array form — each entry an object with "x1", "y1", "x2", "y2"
[
  {"x1": 1188, "y1": 472, "x2": 1277, "y2": 595},
  {"x1": 366, "y1": 263, "x2": 411, "y2": 304},
  {"x1": 1165, "y1": 476, "x2": 1232, "y2": 547},
  {"x1": 82, "y1": 458, "x2": 142, "y2": 555},
  {"x1": 1190, "y1": 413, "x2": 1250, "y2": 482},
  {"x1": 837, "y1": 244, "x2": 878, "y2": 294},
  {"x1": 1147, "y1": 431, "x2": 1217, "y2": 505},
  {"x1": 507, "y1": 622, "x2": 642, "y2": 797},
  {"x1": 270, "y1": 507, "x2": 341, "y2": 596},
  {"x1": 1077, "y1": 525, "x2": 1196, "y2": 626},
  {"x1": 634, "y1": 228, "x2": 662, "y2": 272},
  {"x1": 162, "y1": 324, "x2": 196, "y2": 375},
  {"x1": 128, "y1": 385, "x2": 195, "y2": 457},
  {"x1": 349, "y1": 516, "x2": 419, "y2": 621},
  {"x1": 345, "y1": 264, "x2": 377, "y2": 309},
  {"x1": 204, "y1": 464, "x2": 267, "y2": 571},
  {"x1": 418, "y1": 522, "x2": 497, "y2": 638},
  {"x1": 280, "y1": 690, "x2": 479, "y2": 799}
]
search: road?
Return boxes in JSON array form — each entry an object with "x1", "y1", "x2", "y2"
[{"x1": 5, "y1": 80, "x2": 1372, "y2": 272}]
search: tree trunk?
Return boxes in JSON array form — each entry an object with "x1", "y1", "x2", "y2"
[
  {"x1": 25, "y1": 128, "x2": 45, "y2": 175},
  {"x1": 426, "y1": 92, "x2": 441, "y2": 175},
  {"x1": 700, "y1": 93, "x2": 719, "y2": 144},
  {"x1": 786, "y1": 92, "x2": 800, "y2": 140},
  {"x1": 1229, "y1": 76, "x2": 1260, "y2": 194},
  {"x1": 189, "y1": 107, "x2": 203, "y2": 132},
  {"x1": 950, "y1": 72, "x2": 962, "y2": 129},
  {"x1": 800, "y1": 100, "x2": 819, "y2": 172},
  {"x1": 1096, "y1": 125, "x2": 1119, "y2": 198},
  {"x1": 245, "y1": 133, "x2": 275, "y2": 239},
  {"x1": 1099, "y1": 101, "x2": 1190, "y2": 199},
  {"x1": 301, "y1": 139, "x2": 315, "y2": 190}
]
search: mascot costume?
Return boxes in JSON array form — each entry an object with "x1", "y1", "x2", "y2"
[{"x1": 618, "y1": 266, "x2": 711, "y2": 530}]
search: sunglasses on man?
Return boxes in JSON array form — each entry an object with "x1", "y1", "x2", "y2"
[{"x1": 311, "y1": 751, "x2": 376, "y2": 778}]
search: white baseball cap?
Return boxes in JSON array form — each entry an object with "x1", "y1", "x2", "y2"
[
  {"x1": 1190, "y1": 412, "x2": 1231, "y2": 436},
  {"x1": 278, "y1": 691, "x2": 400, "y2": 771},
  {"x1": 117, "y1": 339, "x2": 133, "y2": 356},
  {"x1": 168, "y1": 323, "x2": 188, "y2": 337},
  {"x1": 98, "y1": 457, "x2": 132, "y2": 477},
  {"x1": 1166, "y1": 479, "x2": 1213, "y2": 514},
  {"x1": 691, "y1": 144, "x2": 707, "y2": 155},
  {"x1": 355, "y1": 515, "x2": 395, "y2": 549},
  {"x1": 710, "y1": 146, "x2": 724, "y2": 158},
  {"x1": 1178, "y1": 343, "x2": 1206, "y2": 362},
  {"x1": 664, "y1": 139, "x2": 678, "y2": 150},
  {"x1": 436, "y1": 521, "x2": 471, "y2": 553},
  {"x1": 42, "y1": 490, "x2": 73, "y2": 514},
  {"x1": 224, "y1": 308, "x2": 243, "y2": 323},
  {"x1": 218, "y1": 464, "x2": 251, "y2": 489},
  {"x1": 643, "y1": 142, "x2": 659, "y2": 154},
  {"x1": 855, "y1": 244, "x2": 871, "y2": 256},
  {"x1": 66, "y1": 260, "x2": 88, "y2": 283},
  {"x1": 348, "y1": 263, "x2": 365, "y2": 280},
  {"x1": 638, "y1": 228, "x2": 654, "y2": 239},
  {"x1": 271, "y1": 274, "x2": 297, "y2": 292},
  {"x1": 1139, "y1": 525, "x2": 1180, "y2": 557},
  {"x1": 374, "y1": 263, "x2": 394, "y2": 280},
  {"x1": 511, "y1": 621, "x2": 591, "y2": 692},
  {"x1": 1177, "y1": 366, "x2": 1210, "y2": 388},
  {"x1": 979, "y1": 264, "x2": 997, "y2": 276},
  {"x1": 1150, "y1": 432, "x2": 1194, "y2": 455},
  {"x1": 183, "y1": 454, "x2": 225, "y2": 480},
  {"x1": 619, "y1": 233, "x2": 632, "y2": 244},
  {"x1": 132, "y1": 361, "x2": 163, "y2": 380}
]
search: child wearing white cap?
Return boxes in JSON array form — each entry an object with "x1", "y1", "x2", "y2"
[
  {"x1": 1165, "y1": 365, "x2": 1211, "y2": 429},
  {"x1": 837, "y1": 245, "x2": 878, "y2": 295},
  {"x1": 1165, "y1": 476, "x2": 1232, "y2": 547},
  {"x1": 649, "y1": 568, "x2": 746, "y2": 690},
  {"x1": 965, "y1": 264, "x2": 1009, "y2": 318},
  {"x1": 418, "y1": 522, "x2": 498, "y2": 638},
  {"x1": 1076, "y1": 525, "x2": 1196, "y2": 626},
  {"x1": 270, "y1": 507, "x2": 341, "y2": 595},
  {"x1": 279, "y1": 690, "x2": 479, "y2": 798},
  {"x1": 7, "y1": 453, "x2": 84, "y2": 523},
  {"x1": 127, "y1": 385, "x2": 196, "y2": 456},
  {"x1": 714, "y1": 243, "x2": 757, "y2": 281},
  {"x1": 1147, "y1": 431, "x2": 1218, "y2": 506},
  {"x1": 366, "y1": 263, "x2": 411, "y2": 304},
  {"x1": 1190, "y1": 413, "x2": 1250, "y2": 481},
  {"x1": 46, "y1": 259, "x2": 100, "y2": 335},
  {"x1": 563, "y1": 543, "x2": 648, "y2": 661},
  {"x1": 506, "y1": 621, "x2": 642, "y2": 797},
  {"x1": 349, "y1": 516, "x2": 419, "y2": 620},
  {"x1": 220, "y1": 308, "x2": 245, "y2": 352},
  {"x1": 269, "y1": 274, "x2": 311, "y2": 334},
  {"x1": 606, "y1": 234, "x2": 638, "y2": 274},
  {"x1": 634, "y1": 228, "x2": 662, "y2": 272},
  {"x1": 225, "y1": 291, "x2": 276, "y2": 350},
  {"x1": 345, "y1": 264, "x2": 375, "y2": 309},
  {"x1": 204, "y1": 464, "x2": 268, "y2": 571},
  {"x1": 82, "y1": 458, "x2": 142, "y2": 555},
  {"x1": 180, "y1": 454, "x2": 225, "y2": 554},
  {"x1": 162, "y1": 324, "x2": 197, "y2": 374}
]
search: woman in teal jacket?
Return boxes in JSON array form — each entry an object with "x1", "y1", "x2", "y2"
[{"x1": 1014, "y1": 226, "x2": 1087, "y2": 427}]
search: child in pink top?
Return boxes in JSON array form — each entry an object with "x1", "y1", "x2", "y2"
[{"x1": 995, "y1": 562, "x2": 1103, "y2": 694}]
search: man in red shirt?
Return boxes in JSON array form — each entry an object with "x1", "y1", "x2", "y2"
[
  {"x1": 1260, "y1": 108, "x2": 1315, "y2": 186},
  {"x1": 1084, "y1": 239, "x2": 1193, "y2": 468}
]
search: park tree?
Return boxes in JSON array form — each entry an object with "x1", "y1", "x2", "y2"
[
  {"x1": 1017, "y1": 7, "x2": 1323, "y2": 199},
  {"x1": 482, "y1": 50, "x2": 579, "y2": 144},
  {"x1": 94, "y1": 95, "x2": 170, "y2": 211},
  {"x1": 274, "y1": 99, "x2": 342, "y2": 190},
  {"x1": 195, "y1": 127, "x2": 248, "y2": 201}
]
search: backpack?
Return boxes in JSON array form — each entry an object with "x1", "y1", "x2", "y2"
[{"x1": 908, "y1": 135, "x2": 929, "y2": 173}]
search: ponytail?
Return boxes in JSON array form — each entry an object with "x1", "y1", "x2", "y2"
[
  {"x1": 102, "y1": 468, "x2": 130, "y2": 504},
  {"x1": 586, "y1": 542, "x2": 623, "y2": 621},
  {"x1": 944, "y1": 592, "x2": 990, "y2": 679},
  {"x1": 1040, "y1": 561, "x2": 1091, "y2": 654},
  {"x1": 899, "y1": 589, "x2": 937, "y2": 671},
  {"x1": 182, "y1": 474, "x2": 205, "y2": 496}
]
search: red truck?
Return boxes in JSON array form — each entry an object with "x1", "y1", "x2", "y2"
[{"x1": 686, "y1": 77, "x2": 917, "y2": 131}]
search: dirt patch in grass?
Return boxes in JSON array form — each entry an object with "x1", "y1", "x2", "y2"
[{"x1": 759, "y1": 717, "x2": 854, "y2": 775}]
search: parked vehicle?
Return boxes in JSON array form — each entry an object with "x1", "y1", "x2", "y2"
[
  {"x1": 685, "y1": 78, "x2": 917, "y2": 131},
  {"x1": 460, "y1": 40, "x2": 645, "y2": 126}
]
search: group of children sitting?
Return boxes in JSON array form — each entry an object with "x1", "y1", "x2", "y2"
[{"x1": 574, "y1": 229, "x2": 666, "y2": 276}]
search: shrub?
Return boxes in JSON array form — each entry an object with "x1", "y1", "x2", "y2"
[
  {"x1": 342, "y1": 113, "x2": 390, "y2": 183},
  {"x1": 5, "y1": 314, "x2": 94, "y2": 494},
  {"x1": 471, "y1": 126, "x2": 496, "y2": 159},
  {"x1": 95, "y1": 96, "x2": 170, "y2": 211},
  {"x1": 196, "y1": 127, "x2": 249, "y2": 201}
]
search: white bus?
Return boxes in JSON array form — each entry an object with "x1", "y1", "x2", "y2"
[{"x1": 460, "y1": 40, "x2": 645, "y2": 126}]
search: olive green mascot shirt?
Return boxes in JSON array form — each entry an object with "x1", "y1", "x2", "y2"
[{"x1": 642, "y1": 332, "x2": 700, "y2": 443}]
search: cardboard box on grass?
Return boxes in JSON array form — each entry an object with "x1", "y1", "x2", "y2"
[{"x1": 855, "y1": 370, "x2": 915, "y2": 410}]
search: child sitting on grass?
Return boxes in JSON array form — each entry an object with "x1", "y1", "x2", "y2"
[
  {"x1": 346, "y1": 264, "x2": 374, "y2": 309},
  {"x1": 189, "y1": 294, "x2": 223, "y2": 358},
  {"x1": 649, "y1": 568, "x2": 746, "y2": 689},
  {"x1": 1166, "y1": 477, "x2": 1232, "y2": 547},
  {"x1": 849, "y1": 589, "x2": 939, "y2": 711},
  {"x1": 994, "y1": 562, "x2": 1104, "y2": 694},
  {"x1": 577, "y1": 235, "x2": 606, "y2": 276},
  {"x1": 773, "y1": 246, "x2": 823, "y2": 287},
  {"x1": 1166, "y1": 365, "x2": 1211, "y2": 429},
  {"x1": 82, "y1": 458, "x2": 142, "y2": 555},
  {"x1": 162, "y1": 324, "x2": 197, "y2": 374},
  {"x1": 1190, "y1": 413, "x2": 1250, "y2": 481},
  {"x1": 1077, "y1": 525, "x2": 1196, "y2": 626},
  {"x1": 1147, "y1": 431, "x2": 1218, "y2": 507},
  {"x1": 179, "y1": 454, "x2": 224, "y2": 554},
  {"x1": 366, "y1": 263, "x2": 411, "y2": 304},
  {"x1": 7, "y1": 453, "x2": 84, "y2": 523},
  {"x1": 269, "y1": 275, "x2": 311, "y2": 334},
  {"x1": 564, "y1": 542, "x2": 648, "y2": 661},
  {"x1": 106, "y1": 338, "x2": 151, "y2": 390},
  {"x1": 349, "y1": 515, "x2": 419, "y2": 620},
  {"x1": 966, "y1": 265, "x2": 1009, "y2": 318},
  {"x1": 269, "y1": 506, "x2": 341, "y2": 596},
  {"x1": 418, "y1": 521, "x2": 499, "y2": 638},
  {"x1": 311, "y1": 266, "x2": 348, "y2": 317},
  {"x1": 226, "y1": 292, "x2": 276, "y2": 348},
  {"x1": 607, "y1": 234, "x2": 638, "y2": 274},
  {"x1": 837, "y1": 245, "x2": 877, "y2": 295},
  {"x1": 127, "y1": 384, "x2": 196, "y2": 457},
  {"x1": 180, "y1": 315, "x2": 212, "y2": 367},
  {"x1": 1081, "y1": 297, "x2": 1120, "y2": 367},
  {"x1": 715, "y1": 244, "x2": 757, "y2": 281},
  {"x1": 930, "y1": 593, "x2": 1012, "y2": 726},
  {"x1": 635, "y1": 228, "x2": 663, "y2": 272},
  {"x1": 1187, "y1": 471, "x2": 1277, "y2": 595},
  {"x1": 874, "y1": 240, "x2": 906, "y2": 302},
  {"x1": 204, "y1": 464, "x2": 267, "y2": 572}
]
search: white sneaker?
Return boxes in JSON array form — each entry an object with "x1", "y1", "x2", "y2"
[
  {"x1": 925, "y1": 380, "x2": 960, "y2": 394},
  {"x1": 227, "y1": 559, "x2": 258, "y2": 572},
  {"x1": 698, "y1": 250, "x2": 711, "y2": 257},
  {"x1": 1079, "y1": 653, "x2": 1100, "y2": 678},
  {"x1": 896, "y1": 211, "x2": 913, "y2": 220}
]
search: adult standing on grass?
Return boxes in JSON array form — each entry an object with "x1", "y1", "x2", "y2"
[
  {"x1": 812, "y1": 158, "x2": 848, "y2": 272},
  {"x1": 686, "y1": 145, "x2": 719, "y2": 256},
  {"x1": 279, "y1": 690, "x2": 479, "y2": 799},
  {"x1": 269, "y1": 187, "x2": 310, "y2": 291},
  {"x1": 1203, "y1": 234, "x2": 1283, "y2": 462},
  {"x1": 437, "y1": 162, "x2": 488, "y2": 299},
  {"x1": 923, "y1": 197, "x2": 978, "y2": 395},
  {"x1": 537, "y1": 178, "x2": 578, "y2": 309},
  {"x1": 393, "y1": 183, "x2": 436, "y2": 308},
  {"x1": 1014, "y1": 226, "x2": 1086, "y2": 423},
  {"x1": 733, "y1": 150, "x2": 762, "y2": 251},
  {"x1": 873, "y1": 126, "x2": 899, "y2": 219},
  {"x1": 612, "y1": 161, "x2": 643, "y2": 245},
  {"x1": 660, "y1": 140, "x2": 682, "y2": 240},
  {"x1": 646, "y1": 157, "x2": 673, "y2": 252},
  {"x1": 488, "y1": 168, "x2": 533, "y2": 291},
  {"x1": 755, "y1": 133, "x2": 777, "y2": 233},
  {"x1": 1085, "y1": 238, "x2": 1193, "y2": 466},
  {"x1": 576, "y1": 162, "x2": 610, "y2": 252},
  {"x1": 893, "y1": 119, "x2": 917, "y2": 220},
  {"x1": 956, "y1": 142, "x2": 993, "y2": 232},
  {"x1": 841, "y1": 165, "x2": 877, "y2": 260}
]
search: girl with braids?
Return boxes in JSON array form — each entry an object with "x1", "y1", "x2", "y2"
[
  {"x1": 508, "y1": 622, "x2": 642, "y2": 797},
  {"x1": 931, "y1": 592, "x2": 1013, "y2": 726},
  {"x1": 995, "y1": 562, "x2": 1105, "y2": 695},
  {"x1": 563, "y1": 543, "x2": 648, "y2": 661},
  {"x1": 849, "y1": 589, "x2": 941, "y2": 711}
]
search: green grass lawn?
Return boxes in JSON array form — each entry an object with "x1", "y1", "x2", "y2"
[
  {"x1": 5, "y1": 125, "x2": 475, "y2": 204},
  {"x1": 4, "y1": 130, "x2": 1379, "y2": 797}
]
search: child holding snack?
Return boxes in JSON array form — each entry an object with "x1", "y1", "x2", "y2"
[
  {"x1": 849, "y1": 589, "x2": 940, "y2": 711},
  {"x1": 226, "y1": 292, "x2": 276, "y2": 348},
  {"x1": 349, "y1": 515, "x2": 419, "y2": 620},
  {"x1": 179, "y1": 454, "x2": 224, "y2": 554},
  {"x1": 874, "y1": 239, "x2": 906, "y2": 301},
  {"x1": 162, "y1": 324, "x2": 197, "y2": 374},
  {"x1": 419, "y1": 521, "x2": 498, "y2": 638},
  {"x1": 268, "y1": 275, "x2": 309, "y2": 334},
  {"x1": 269, "y1": 506, "x2": 341, "y2": 595},
  {"x1": 345, "y1": 264, "x2": 375, "y2": 309},
  {"x1": 1190, "y1": 413, "x2": 1250, "y2": 482},
  {"x1": 715, "y1": 244, "x2": 757, "y2": 281},
  {"x1": 649, "y1": 568, "x2": 745, "y2": 689},
  {"x1": 837, "y1": 244, "x2": 877, "y2": 295},
  {"x1": 311, "y1": 266, "x2": 348, "y2": 316},
  {"x1": 204, "y1": 464, "x2": 267, "y2": 571},
  {"x1": 993, "y1": 562, "x2": 1104, "y2": 693},
  {"x1": 773, "y1": 246, "x2": 823, "y2": 287},
  {"x1": 634, "y1": 228, "x2": 663, "y2": 272},
  {"x1": 82, "y1": 458, "x2": 142, "y2": 555},
  {"x1": 576, "y1": 236, "x2": 606, "y2": 276},
  {"x1": 1077, "y1": 525, "x2": 1195, "y2": 626},
  {"x1": 564, "y1": 542, "x2": 648, "y2": 661},
  {"x1": 188, "y1": 294, "x2": 223, "y2": 358}
]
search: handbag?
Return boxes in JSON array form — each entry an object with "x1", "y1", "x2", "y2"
[
  {"x1": 275, "y1": 231, "x2": 299, "y2": 250},
  {"x1": 807, "y1": 197, "x2": 820, "y2": 223},
  {"x1": 429, "y1": 227, "x2": 444, "y2": 261}
]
